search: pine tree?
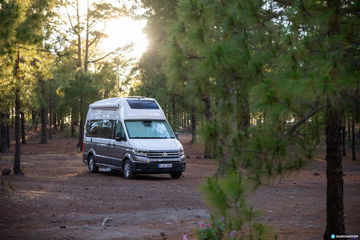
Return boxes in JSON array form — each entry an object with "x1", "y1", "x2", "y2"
[
  {"x1": 138, "y1": 0, "x2": 360, "y2": 238},
  {"x1": 0, "y1": 0, "x2": 55, "y2": 174},
  {"x1": 249, "y1": 0, "x2": 360, "y2": 237}
]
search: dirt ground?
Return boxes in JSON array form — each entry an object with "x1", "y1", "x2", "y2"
[{"x1": 0, "y1": 132, "x2": 359, "y2": 240}]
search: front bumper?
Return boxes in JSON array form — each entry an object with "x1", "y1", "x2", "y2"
[{"x1": 132, "y1": 161, "x2": 186, "y2": 174}]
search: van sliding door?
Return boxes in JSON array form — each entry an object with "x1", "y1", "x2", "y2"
[
  {"x1": 107, "y1": 120, "x2": 127, "y2": 168},
  {"x1": 94, "y1": 119, "x2": 114, "y2": 167}
]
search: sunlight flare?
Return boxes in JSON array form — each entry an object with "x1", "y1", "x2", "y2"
[{"x1": 100, "y1": 17, "x2": 148, "y2": 59}]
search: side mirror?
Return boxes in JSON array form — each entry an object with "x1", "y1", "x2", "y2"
[
  {"x1": 115, "y1": 132, "x2": 126, "y2": 141},
  {"x1": 174, "y1": 132, "x2": 179, "y2": 140}
]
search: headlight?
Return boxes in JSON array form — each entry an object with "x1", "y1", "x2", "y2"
[
  {"x1": 131, "y1": 148, "x2": 148, "y2": 157},
  {"x1": 179, "y1": 148, "x2": 184, "y2": 156}
]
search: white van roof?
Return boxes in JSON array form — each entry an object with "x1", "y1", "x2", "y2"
[{"x1": 88, "y1": 97, "x2": 166, "y2": 120}]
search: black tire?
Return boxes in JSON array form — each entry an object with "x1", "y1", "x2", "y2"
[
  {"x1": 123, "y1": 160, "x2": 134, "y2": 179},
  {"x1": 88, "y1": 155, "x2": 99, "y2": 173},
  {"x1": 170, "y1": 172, "x2": 182, "y2": 179}
]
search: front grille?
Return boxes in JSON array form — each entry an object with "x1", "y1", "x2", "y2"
[
  {"x1": 147, "y1": 150, "x2": 179, "y2": 159},
  {"x1": 134, "y1": 162, "x2": 185, "y2": 173}
]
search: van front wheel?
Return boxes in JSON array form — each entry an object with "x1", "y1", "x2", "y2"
[
  {"x1": 123, "y1": 160, "x2": 134, "y2": 179},
  {"x1": 170, "y1": 172, "x2": 182, "y2": 179},
  {"x1": 88, "y1": 155, "x2": 99, "y2": 173}
]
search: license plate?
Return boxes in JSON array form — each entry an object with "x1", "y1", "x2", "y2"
[{"x1": 158, "y1": 163, "x2": 172, "y2": 168}]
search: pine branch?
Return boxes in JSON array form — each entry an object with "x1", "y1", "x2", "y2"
[
  {"x1": 286, "y1": 106, "x2": 323, "y2": 136},
  {"x1": 88, "y1": 37, "x2": 99, "y2": 48},
  {"x1": 88, "y1": 50, "x2": 120, "y2": 63},
  {"x1": 89, "y1": 44, "x2": 132, "y2": 63}
]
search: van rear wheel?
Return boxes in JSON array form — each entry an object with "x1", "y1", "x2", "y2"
[
  {"x1": 123, "y1": 160, "x2": 134, "y2": 179},
  {"x1": 170, "y1": 172, "x2": 182, "y2": 179},
  {"x1": 88, "y1": 155, "x2": 99, "y2": 173}
]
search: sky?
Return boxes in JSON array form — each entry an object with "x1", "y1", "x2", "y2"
[
  {"x1": 57, "y1": 0, "x2": 148, "y2": 60},
  {"x1": 99, "y1": 17, "x2": 148, "y2": 59}
]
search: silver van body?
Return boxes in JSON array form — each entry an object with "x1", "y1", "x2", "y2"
[{"x1": 82, "y1": 97, "x2": 186, "y2": 179}]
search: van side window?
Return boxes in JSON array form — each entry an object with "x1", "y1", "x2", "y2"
[
  {"x1": 114, "y1": 121, "x2": 125, "y2": 138},
  {"x1": 86, "y1": 120, "x2": 114, "y2": 139},
  {"x1": 98, "y1": 120, "x2": 113, "y2": 139},
  {"x1": 86, "y1": 120, "x2": 99, "y2": 137}
]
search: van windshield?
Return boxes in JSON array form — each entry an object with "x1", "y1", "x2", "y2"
[{"x1": 124, "y1": 120, "x2": 175, "y2": 139}]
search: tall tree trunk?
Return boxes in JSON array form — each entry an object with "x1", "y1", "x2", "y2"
[
  {"x1": 323, "y1": 1, "x2": 345, "y2": 238},
  {"x1": 14, "y1": 87, "x2": 22, "y2": 175},
  {"x1": 31, "y1": 110, "x2": 37, "y2": 130},
  {"x1": 40, "y1": 107, "x2": 47, "y2": 144},
  {"x1": 20, "y1": 111, "x2": 26, "y2": 144},
  {"x1": 0, "y1": 113, "x2": 5, "y2": 152},
  {"x1": 39, "y1": 76, "x2": 47, "y2": 144},
  {"x1": 76, "y1": 0, "x2": 82, "y2": 69},
  {"x1": 57, "y1": 115, "x2": 61, "y2": 131},
  {"x1": 84, "y1": 0, "x2": 90, "y2": 72},
  {"x1": 172, "y1": 95, "x2": 176, "y2": 127},
  {"x1": 204, "y1": 96, "x2": 213, "y2": 159},
  {"x1": 0, "y1": 112, "x2": 9, "y2": 152},
  {"x1": 48, "y1": 108, "x2": 52, "y2": 140},
  {"x1": 48, "y1": 79, "x2": 52, "y2": 139},
  {"x1": 10, "y1": 105, "x2": 14, "y2": 127},
  {"x1": 352, "y1": 118, "x2": 356, "y2": 161},
  {"x1": 191, "y1": 107, "x2": 197, "y2": 143},
  {"x1": 347, "y1": 117, "x2": 351, "y2": 143},
  {"x1": 240, "y1": 94, "x2": 250, "y2": 135},
  {"x1": 53, "y1": 113, "x2": 57, "y2": 134},
  {"x1": 13, "y1": 49, "x2": 22, "y2": 175},
  {"x1": 6, "y1": 112, "x2": 10, "y2": 149},
  {"x1": 35, "y1": 111, "x2": 39, "y2": 129},
  {"x1": 342, "y1": 116, "x2": 346, "y2": 156},
  {"x1": 77, "y1": 0, "x2": 90, "y2": 151},
  {"x1": 78, "y1": 98, "x2": 84, "y2": 151},
  {"x1": 71, "y1": 107, "x2": 76, "y2": 137},
  {"x1": 181, "y1": 112, "x2": 184, "y2": 130},
  {"x1": 324, "y1": 105, "x2": 345, "y2": 239},
  {"x1": 60, "y1": 117, "x2": 64, "y2": 131}
]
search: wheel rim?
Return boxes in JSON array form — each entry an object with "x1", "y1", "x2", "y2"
[
  {"x1": 124, "y1": 162, "x2": 130, "y2": 178},
  {"x1": 88, "y1": 157, "x2": 94, "y2": 171}
]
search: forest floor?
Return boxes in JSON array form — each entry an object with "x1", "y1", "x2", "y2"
[{"x1": 0, "y1": 131, "x2": 359, "y2": 240}]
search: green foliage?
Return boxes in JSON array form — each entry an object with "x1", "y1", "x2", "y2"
[
  {"x1": 137, "y1": 0, "x2": 359, "y2": 238},
  {"x1": 197, "y1": 218, "x2": 225, "y2": 240},
  {"x1": 0, "y1": 0, "x2": 55, "y2": 54},
  {"x1": 0, "y1": 0, "x2": 56, "y2": 117},
  {"x1": 198, "y1": 172, "x2": 273, "y2": 240},
  {"x1": 0, "y1": 0, "x2": 27, "y2": 52},
  {"x1": 94, "y1": 62, "x2": 118, "y2": 98}
]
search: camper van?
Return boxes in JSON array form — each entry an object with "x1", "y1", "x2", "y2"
[{"x1": 82, "y1": 97, "x2": 185, "y2": 179}]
